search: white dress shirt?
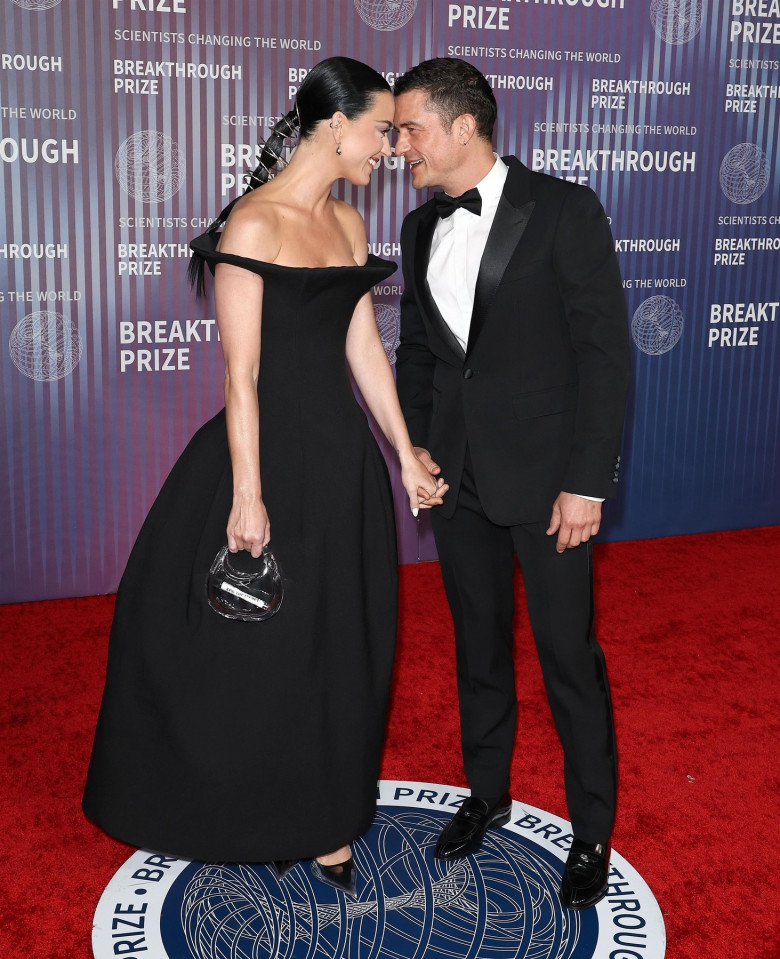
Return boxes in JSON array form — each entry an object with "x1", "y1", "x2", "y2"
[
  {"x1": 426, "y1": 156, "x2": 602, "y2": 503},
  {"x1": 427, "y1": 155, "x2": 508, "y2": 353}
]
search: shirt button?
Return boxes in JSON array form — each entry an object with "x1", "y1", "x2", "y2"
[{"x1": 463, "y1": 368, "x2": 474, "y2": 379}]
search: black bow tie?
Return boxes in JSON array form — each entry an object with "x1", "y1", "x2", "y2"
[{"x1": 433, "y1": 187, "x2": 482, "y2": 218}]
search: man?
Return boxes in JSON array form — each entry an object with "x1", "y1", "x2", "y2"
[{"x1": 393, "y1": 58, "x2": 630, "y2": 910}]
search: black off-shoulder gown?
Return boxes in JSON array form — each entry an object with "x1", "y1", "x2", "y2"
[{"x1": 82, "y1": 245, "x2": 399, "y2": 862}]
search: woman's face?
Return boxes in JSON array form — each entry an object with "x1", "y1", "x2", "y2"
[{"x1": 336, "y1": 91, "x2": 394, "y2": 185}]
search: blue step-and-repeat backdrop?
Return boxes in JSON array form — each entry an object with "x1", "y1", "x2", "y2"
[{"x1": 1, "y1": 0, "x2": 778, "y2": 602}]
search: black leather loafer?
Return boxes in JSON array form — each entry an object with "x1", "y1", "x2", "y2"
[
  {"x1": 311, "y1": 855, "x2": 358, "y2": 898},
  {"x1": 559, "y1": 839, "x2": 610, "y2": 909},
  {"x1": 434, "y1": 793, "x2": 512, "y2": 860}
]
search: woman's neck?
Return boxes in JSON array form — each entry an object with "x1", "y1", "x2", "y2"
[{"x1": 264, "y1": 142, "x2": 338, "y2": 214}]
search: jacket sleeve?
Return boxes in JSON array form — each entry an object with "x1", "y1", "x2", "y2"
[
  {"x1": 395, "y1": 215, "x2": 436, "y2": 449},
  {"x1": 554, "y1": 186, "x2": 631, "y2": 498}
]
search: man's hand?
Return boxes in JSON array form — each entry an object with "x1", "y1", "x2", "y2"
[
  {"x1": 546, "y1": 492, "x2": 602, "y2": 554},
  {"x1": 413, "y1": 446, "x2": 448, "y2": 508},
  {"x1": 413, "y1": 447, "x2": 441, "y2": 475}
]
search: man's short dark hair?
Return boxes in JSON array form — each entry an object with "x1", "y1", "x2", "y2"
[{"x1": 394, "y1": 58, "x2": 497, "y2": 142}]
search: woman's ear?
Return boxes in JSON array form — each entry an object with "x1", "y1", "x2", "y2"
[{"x1": 329, "y1": 112, "x2": 345, "y2": 152}]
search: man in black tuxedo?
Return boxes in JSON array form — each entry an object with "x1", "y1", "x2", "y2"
[{"x1": 393, "y1": 58, "x2": 631, "y2": 910}]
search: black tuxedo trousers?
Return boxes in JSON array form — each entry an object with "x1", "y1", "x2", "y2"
[{"x1": 432, "y1": 452, "x2": 617, "y2": 845}]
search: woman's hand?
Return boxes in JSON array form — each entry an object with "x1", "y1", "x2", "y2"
[
  {"x1": 400, "y1": 448, "x2": 449, "y2": 515},
  {"x1": 226, "y1": 495, "x2": 270, "y2": 558}
]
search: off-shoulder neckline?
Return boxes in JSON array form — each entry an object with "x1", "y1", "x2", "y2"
[{"x1": 192, "y1": 238, "x2": 394, "y2": 272}]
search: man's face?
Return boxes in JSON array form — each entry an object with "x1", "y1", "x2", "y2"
[{"x1": 393, "y1": 89, "x2": 461, "y2": 191}]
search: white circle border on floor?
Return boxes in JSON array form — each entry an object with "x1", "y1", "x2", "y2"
[{"x1": 93, "y1": 780, "x2": 665, "y2": 959}]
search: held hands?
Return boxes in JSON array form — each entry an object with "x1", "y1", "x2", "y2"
[
  {"x1": 546, "y1": 492, "x2": 602, "y2": 554},
  {"x1": 227, "y1": 495, "x2": 270, "y2": 558},
  {"x1": 401, "y1": 446, "x2": 449, "y2": 516}
]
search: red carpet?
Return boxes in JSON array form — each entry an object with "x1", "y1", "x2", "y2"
[{"x1": 1, "y1": 527, "x2": 779, "y2": 958}]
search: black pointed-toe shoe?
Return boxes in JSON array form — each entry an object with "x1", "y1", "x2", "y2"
[
  {"x1": 434, "y1": 793, "x2": 513, "y2": 860},
  {"x1": 311, "y1": 855, "x2": 358, "y2": 898},
  {"x1": 559, "y1": 839, "x2": 610, "y2": 909},
  {"x1": 270, "y1": 860, "x2": 298, "y2": 880}
]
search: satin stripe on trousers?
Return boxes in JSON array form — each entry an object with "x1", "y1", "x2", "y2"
[{"x1": 431, "y1": 453, "x2": 617, "y2": 845}]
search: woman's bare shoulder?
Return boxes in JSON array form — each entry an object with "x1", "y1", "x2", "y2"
[{"x1": 217, "y1": 192, "x2": 282, "y2": 263}]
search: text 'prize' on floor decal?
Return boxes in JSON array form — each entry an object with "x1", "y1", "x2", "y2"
[{"x1": 93, "y1": 780, "x2": 665, "y2": 959}]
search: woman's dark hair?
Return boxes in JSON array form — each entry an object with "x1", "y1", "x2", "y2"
[
  {"x1": 188, "y1": 57, "x2": 391, "y2": 295},
  {"x1": 296, "y1": 56, "x2": 391, "y2": 138},
  {"x1": 393, "y1": 58, "x2": 497, "y2": 142}
]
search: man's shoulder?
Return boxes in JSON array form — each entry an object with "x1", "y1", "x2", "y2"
[
  {"x1": 504, "y1": 156, "x2": 594, "y2": 202},
  {"x1": 506, "y1": 158, "x2": 611, "y2": 228}
]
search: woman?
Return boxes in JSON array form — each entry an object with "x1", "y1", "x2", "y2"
[{"x1": 82, "y1": 57, "x2": 446, "y2": 897}]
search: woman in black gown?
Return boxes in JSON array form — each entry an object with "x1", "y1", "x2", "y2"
[{"x1": 82, "y1": 58, "x2": 446, "y2": 896}]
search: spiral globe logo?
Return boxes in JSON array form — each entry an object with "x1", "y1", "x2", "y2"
[
  {"x1": 719, "y1": 143, "x2": 770, "y2": 205},
  {"x1": 631, "y1": 295, "x2": 684, "y2": 355},
  {"x1": 115, "y1": 131, "x2": 186, "y2": 203},
  {"x1": 354, "y1": 0, "x2": 418, "y2": 31},
  {"x1": 9, "y1": 0, "x2": 63, "y2": 9},
  {"x1": 9, "y1": 311, "x2": 82, "y2": 381},
  {"x1": 375, "y1": 303, "x2": 400, "y2": 364},
  {"x1": 650, "y1": 0, "x2": 703, "y2": 44},
  {"x1": 92, "y1": 784, "x2": 666, "y2": 959},
  {"x1": 171, "y1": 811, "x2": 591, "y2": 959}
]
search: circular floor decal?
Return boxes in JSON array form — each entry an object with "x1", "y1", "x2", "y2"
[{"x1": 93, "y1": 780, "x2": 665, "y2": 958}]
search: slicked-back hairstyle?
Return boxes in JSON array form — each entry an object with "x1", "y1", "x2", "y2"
[
  {"x1": 296, "y1": 56, "x2": 391, "y2": 137},
  {"x1": 189, "y1": 57, "x2": 391, "y2": 295},
  {"x1": 393, "y1": 58, "x2": 497, "y2": 142}
]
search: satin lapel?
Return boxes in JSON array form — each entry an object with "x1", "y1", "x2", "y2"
[
  {"x1": 413, "y1": 207, "x2": 466, "y2": 362},
  {"x1": 466, "y1": 194, "x2": 536, "y2": 358}
]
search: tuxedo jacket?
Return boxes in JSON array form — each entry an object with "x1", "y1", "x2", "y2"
[{"x1": 396, "y1": 157, "x2": 631, "y2": 526}]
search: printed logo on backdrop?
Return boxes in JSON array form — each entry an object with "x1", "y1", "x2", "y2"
[
  {"x1": 92, "y1": 782, "x2": 665, "y2": 959},
  {"x1": 9, "y1": 0, "x2": 63, "y2": 10},
  {"x1": 631, "y1": 295, "x2": 684, "y2": 355},
  {"x1": 650, "y1": 0, "x2": 704, "y2": 44},
  {"x1": 375, "y1": 303, "x2": 400, "y2": 364},
  {"x1": 115, "y1": 131, "x2": 186, "y2": 203},
  {"x1": 719, "y1": 143, "x2": 770, "y2": 205},
  {"x1": 355, "y1": 0, "x2": 418, "y2": 31},
  {"x1": 9, "y1": 311, "x2": 82, "y2": 380}
]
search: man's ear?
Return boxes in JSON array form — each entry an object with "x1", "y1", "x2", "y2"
[{"x1": 454, "y1": 113, "x2": 478, "y2": 146}]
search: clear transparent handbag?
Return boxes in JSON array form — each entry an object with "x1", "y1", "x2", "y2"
[{"x1": 205, "y1": 546, "x2": 284, "y2": 622}]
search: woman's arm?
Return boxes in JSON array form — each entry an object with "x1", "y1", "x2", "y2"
[
  {"x1": 214, "y1": 207, "x2": 275, "y2": 556},
  {"x1": 343, "y1": 211, "x2": 447, "y2": 513},
  {"x1": 346, "y1": 292, "x2": 448, "y2": 514}
]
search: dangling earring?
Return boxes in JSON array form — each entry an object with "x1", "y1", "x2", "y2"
[{"x1": 330, "y1": 118, "x2": 342, "y2": 155}]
